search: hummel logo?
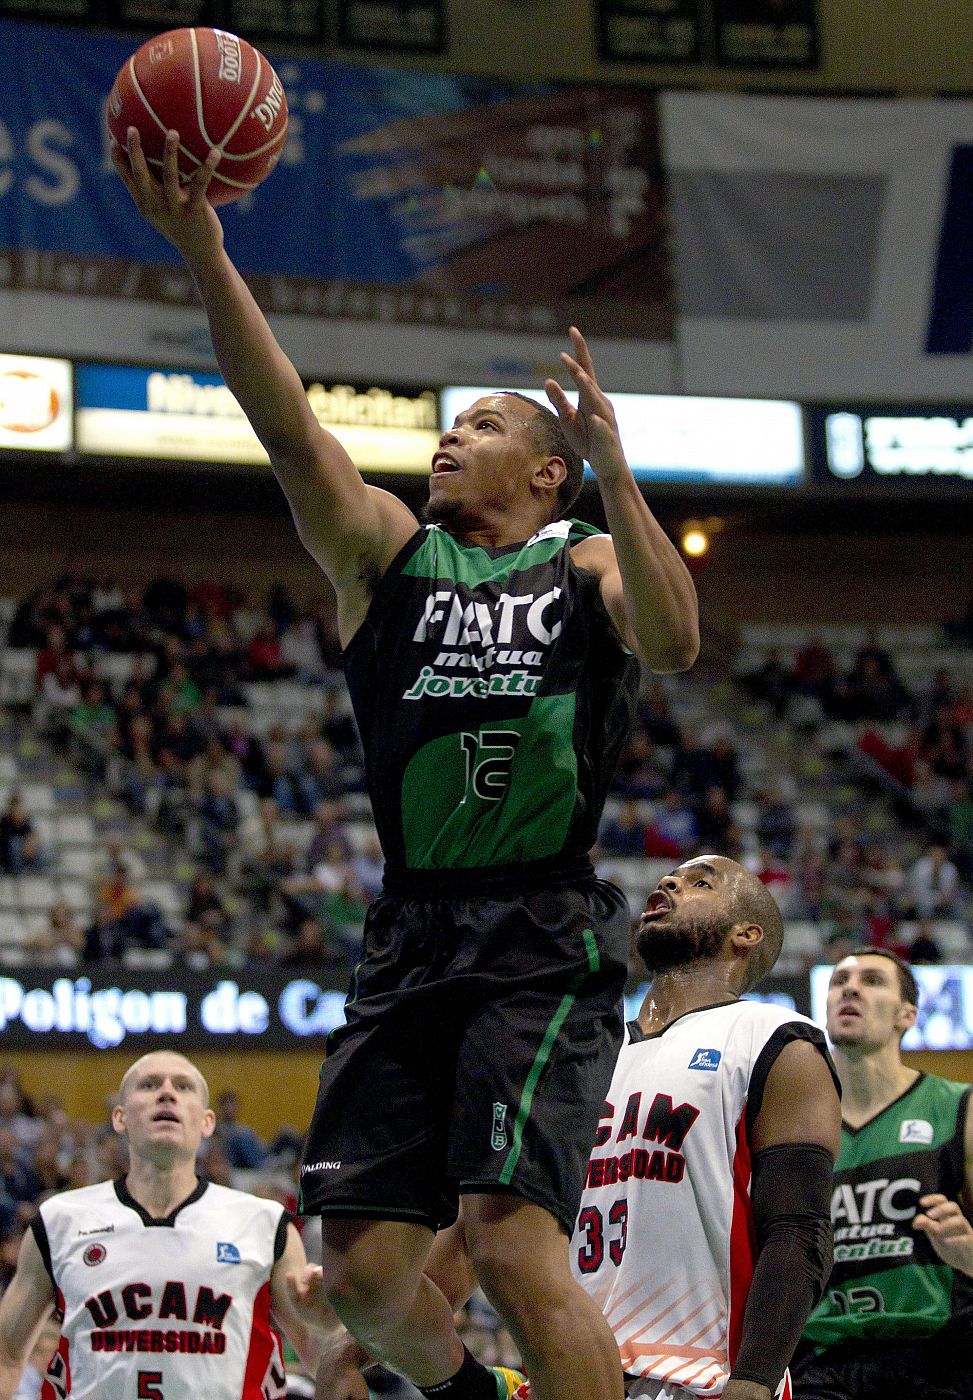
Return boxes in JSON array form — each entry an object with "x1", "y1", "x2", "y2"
[{"x1": 899, "y1": 1119, "x2": 934, "y2": 1145}]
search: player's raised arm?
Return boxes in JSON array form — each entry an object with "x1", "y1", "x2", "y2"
[
  {"x1": 0, "y1": 1228, "x2": 57, "y2": 1400},
  {"x1": 546, "y1": 327, "x2": 699, "y2": 673},
  {"x1": 112, "y1": 129, "x2": 417, "y2": 610}
]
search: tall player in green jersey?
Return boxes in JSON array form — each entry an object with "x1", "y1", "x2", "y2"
[
  {"x1": 794, "y1": 949, "x2": 973, "y2": 1400},
  {"x1": 113, "y1": 132, "x2": 699, "y2": 1400}
]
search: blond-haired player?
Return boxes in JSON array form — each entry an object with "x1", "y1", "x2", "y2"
[{"x1": 0, "y1": 1051, "x2": 327, "y2": 1399}]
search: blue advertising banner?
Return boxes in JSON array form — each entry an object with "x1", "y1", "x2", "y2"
[
  {"x1": 0, "y1": 963, "x2": 808, "y2": 1051},
  {"x1": 73, "y1": 360, "x2": 439, "y2": 468},
  {"x1": 0, "y1": 964, "x2": 347, "y2": 1049},
  {"x1": 0, "y1": 19, "x2": 671, "y2": 337}
]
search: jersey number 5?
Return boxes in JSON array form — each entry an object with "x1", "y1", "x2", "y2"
[{"x1": 138, "y1": 1372, "x2": 164, "y2": 1400}]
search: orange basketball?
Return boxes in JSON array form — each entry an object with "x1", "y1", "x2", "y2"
[{"x1": 107, "y1": 27, "x2": 288, "y2": 206}]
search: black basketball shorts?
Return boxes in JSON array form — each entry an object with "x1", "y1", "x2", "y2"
[
  {"x1": 791, "y1": 1335, "x2": 973, "y2": 1400},
  {"x1": 298, "y1": 876, "x2": 630, "y2": 1234}
]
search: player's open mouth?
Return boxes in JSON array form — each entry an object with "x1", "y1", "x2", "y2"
[
  {"x1": 643, "y1": 889, "x2": 672, "y2": 919},
  {"x1": 431, "y1": 454, "x2": 461, "y2": 474},
  {"x1": 152, "y1": 1110, "x2": 180, "y2": 1123}
]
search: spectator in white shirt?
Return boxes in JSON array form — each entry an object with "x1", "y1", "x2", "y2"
[{"x1": 908, "y1": 842, "x2": 962, "y2": 919}]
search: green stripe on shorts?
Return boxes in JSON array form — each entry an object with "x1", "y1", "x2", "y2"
[{"x1": 498, "y1": 928, "x2": 599, "y2": 1186}]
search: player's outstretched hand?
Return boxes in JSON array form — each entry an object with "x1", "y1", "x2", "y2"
[
  {"x1": 284, "y1": 1264, "x2": 334, "y2": 1328},
  {"x1": 913, "y1": 1193, "x2": 973, "y2": 1275},
  {"x1": 111, "y1": 127, "x2": 224, "y2": 261},
  {"x1": 313, "y1": 1338, "x2": 371, "y2": 1400},
  {"x1": 722, "y1": 1381, "x2": 773, "y2": 1400},
  {"x1": 285, "y1": 1266, "x2": 371, "y2": 1397},
  {"x1": 545, "y1": 326, "x2": 625, "y2": 478}
]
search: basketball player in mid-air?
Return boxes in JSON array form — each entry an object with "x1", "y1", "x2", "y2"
[
  {"x1": 300, "y1": 855, "x2": 843, "y2": 1400},
  {"x1": 0, "y1": 1050, "x2": 327, "y2": 1399},
  {"x1": 112, "y1": 130, "x2": 699, "y2": 1400}
]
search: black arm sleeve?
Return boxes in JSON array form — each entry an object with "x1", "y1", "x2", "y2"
[
  {"x1": 273, "y1": 1209, "x2": 292, "y2": 1263},
  {"x1": 729, "y1": 1142, "x2": 834, "y2": 1393},
  {"x1": 29, "y1": 1213, "x2": 55, "y2": 1292}
]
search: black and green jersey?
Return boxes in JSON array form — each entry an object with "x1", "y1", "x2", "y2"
[
  {"x1": 803, "y1": 1072, "x2": 973, "y2": 1348},
  {"x1": 343, "y1": 520, "x2": 641, "y2": 881}
]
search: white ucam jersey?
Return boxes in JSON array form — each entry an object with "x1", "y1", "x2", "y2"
[
  {"x1": 571, "y1": 1000, "x2": 832, "y2": 1398},
  {"x1": 34, "y1": 1179, "x2": 288, "y2": 1400}
]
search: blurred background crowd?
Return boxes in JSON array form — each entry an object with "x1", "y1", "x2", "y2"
[
  {"x1": 2, "y1": 575, "x2": 971, "y2": 1396},
  {"x1": 2, "y1": 0, "x2": 973, "y2": 1394},
  {"x1": 0, "y1": 572, "x2": 971, "y2": 985}
]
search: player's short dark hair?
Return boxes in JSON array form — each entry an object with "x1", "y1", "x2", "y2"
[
  {"x1": 848, "y1": 947, "x2": 919, "y2": 1007},
  {"x1": 501, "y1": 392, "x2": 585, "y2": 519},
  {"x1": 733, "y1": 873, "x2": 785, "y2": 991}
]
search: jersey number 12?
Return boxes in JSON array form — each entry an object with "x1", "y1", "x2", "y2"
[{"x1": 460, "y1": 730, "x2": 520, "y2": 802}]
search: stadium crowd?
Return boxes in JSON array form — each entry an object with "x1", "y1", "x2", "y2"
[
  {"x1": 0, "y1": 579, "x2": 971, "y2": 1397},
  {"x1": 0, "y1": 573, "x2": 971, "y2": 977}
]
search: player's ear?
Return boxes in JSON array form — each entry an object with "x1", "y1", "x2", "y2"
[
  {"x1": 896, "y1": 1001, "x2": 918, "y2": 1034},
  {"x1": 200, "y1": 1108, "x2": 217, "y2": 1140},
  {"x1": 111, "y1": 1103, "x2": 127, "y2": 1137},
  {"x1": 731, "y1": 921, "x2": 764, "y2": 954},
  {"x1": 533, "y1": 455, "x2": 566, "y2": 495}
]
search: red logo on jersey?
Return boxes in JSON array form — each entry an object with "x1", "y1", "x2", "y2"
[
  {"x1": 83, "y1": 1243, "x2": 107, "y2": 1267},
  {"x1": 584, "y1": 1092, "x2": 702, "y2": 1193}
]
